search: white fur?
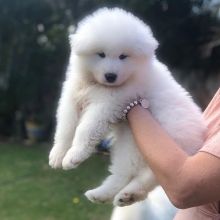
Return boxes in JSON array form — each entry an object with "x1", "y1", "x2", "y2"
[
  {"x1": 111, "y1": 187, "x2": 177, "y2": 220},
  {"x1": 49, "y1": 8, "x2": 206, "y2": 206}
]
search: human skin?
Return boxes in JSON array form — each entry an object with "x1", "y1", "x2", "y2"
[{"x1": 127, "y1": 105, "x2": 220, "y2": 209}]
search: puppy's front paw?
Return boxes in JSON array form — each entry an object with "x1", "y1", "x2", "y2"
[
  {"x1": 49, "y1": 146, "x2": 67, "y2": 169},
  {"x1": 62, "y1": 147, "x2": 88, "y2": 170}
]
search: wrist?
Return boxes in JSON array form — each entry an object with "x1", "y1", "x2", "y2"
[
  {"x1": 122, "y1": 98, "x2": 150, "y2": 120},
  {"x1": 127, "y1": 104, "x2": 150, "y2": 121}
]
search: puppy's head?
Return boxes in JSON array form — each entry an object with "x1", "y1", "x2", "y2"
[{"x1": 70, "y1": 8, "x2": 158, "y2": 86}]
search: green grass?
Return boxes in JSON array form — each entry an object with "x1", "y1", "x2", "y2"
[{"x1": 0, "y1": 143, "x2": 112, "y2": 220}]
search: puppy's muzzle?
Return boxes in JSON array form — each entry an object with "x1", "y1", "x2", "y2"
[{"x1": 105, "y1": 73, "x2": 117, "y2": 83}]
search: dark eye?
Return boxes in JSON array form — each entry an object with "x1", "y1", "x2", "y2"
[
  {"x1": 97, "y1": 52, "x2": 106, "y2": 58},
  {"x1": 119, "y1": 54, "x2": 128, "y2": 60}
]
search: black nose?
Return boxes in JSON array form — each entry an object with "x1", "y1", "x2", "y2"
[{"x1": 105, "y1": 73, "x2": 117, "y2": 83}]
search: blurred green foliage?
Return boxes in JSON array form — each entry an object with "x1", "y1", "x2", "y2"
[{"x1": 0, "y1": 0, "x2": 219, "y2": 137}]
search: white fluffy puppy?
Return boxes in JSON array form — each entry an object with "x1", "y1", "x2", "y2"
[{"x1": 49, "y1": 8, "x2": 206, "y2": 206}]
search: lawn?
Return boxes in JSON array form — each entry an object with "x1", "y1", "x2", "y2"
[{"x1": 0, "y1": 143, "x2": 112, "y2": 220}]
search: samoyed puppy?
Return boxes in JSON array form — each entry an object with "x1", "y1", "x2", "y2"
[{"x1": 49, "y1": 7, "x2": 206, "y2": 206}]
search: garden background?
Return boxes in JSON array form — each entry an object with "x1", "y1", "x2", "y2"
[{"x1": 0, "y1": 0, "x2": 220, "y2": 220}]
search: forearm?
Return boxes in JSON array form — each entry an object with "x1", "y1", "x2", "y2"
[
  {"x1": 127, "y1": 105, "x2": 220, "y2": 208},
  {"x1": 127, "y1": 106, "x2": 188, "y2": 200}
]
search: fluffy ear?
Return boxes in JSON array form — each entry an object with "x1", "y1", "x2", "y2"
[
  {"x1": 147, "y1": 37, "x2": 159, "y2": 55},
  {"x1": 138, "y1": 33, "x2": 159, "y2": 57},
  {"x1": 69, "y1": 33, "x2": 95, "y2": 55},
  {"x1": 69, "y1": 34, "x2": 81, "y2": 54},
  {"x1": 133, "y1": 22, "x2": 159, "y2": 57}
]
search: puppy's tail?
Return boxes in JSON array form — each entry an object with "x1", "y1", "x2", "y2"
[{"x1": 110, "y1": 187, "x2": 177, "y2": 220}]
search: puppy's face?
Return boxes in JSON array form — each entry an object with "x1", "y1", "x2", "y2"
[
  {"x1": 78, "y1": 48, "x2": 147, "y2": 87},
  {"x1": 70, "y1": 8, "x2": 158, "y2": 87}
]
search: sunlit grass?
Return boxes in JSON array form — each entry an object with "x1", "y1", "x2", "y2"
[{"x1": 0, "y1": 143, "x2": 112, "y2": 220}]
